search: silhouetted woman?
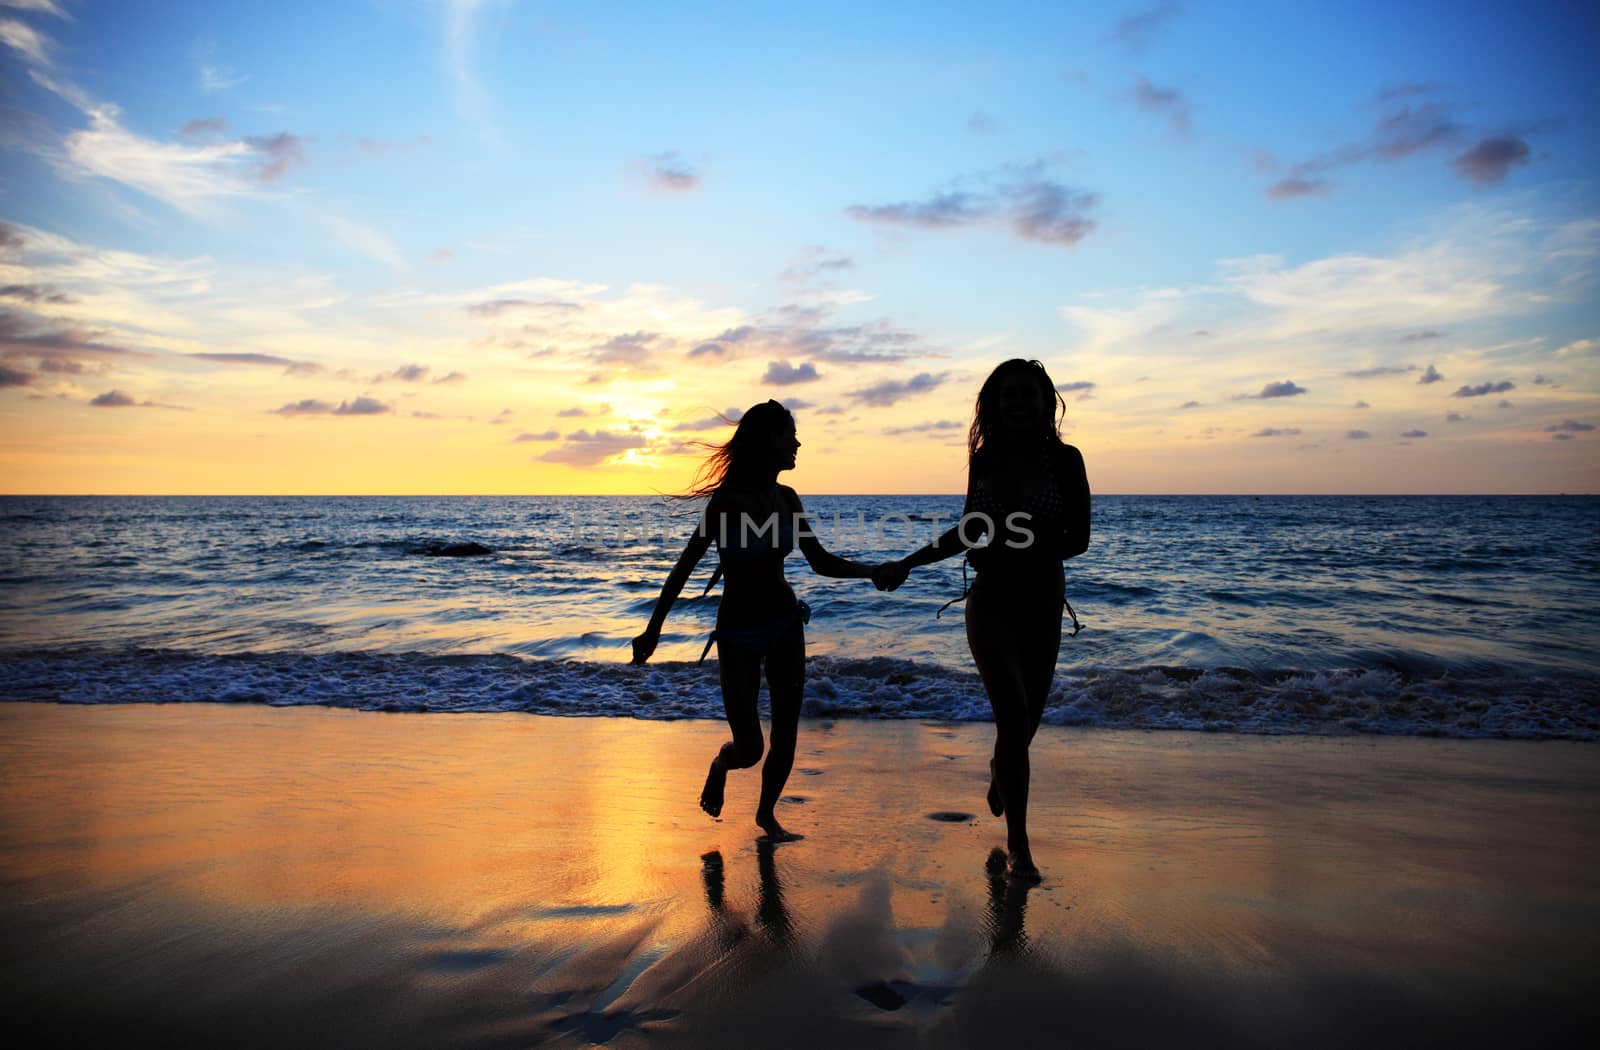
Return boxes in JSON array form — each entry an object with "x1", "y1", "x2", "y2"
[
  {"x1": 875, "y1": 360, "x2": 1090, "y2": 880},
  {"x1": 633, "y1": 400, "x2": 874, "y2": 841}
]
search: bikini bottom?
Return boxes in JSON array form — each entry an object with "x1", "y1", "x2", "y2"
[{"x1": 699, "y1": 601, "x2": 811, "y2": 663}]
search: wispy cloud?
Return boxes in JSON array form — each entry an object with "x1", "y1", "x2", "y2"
[
  {"x1": 1400, "y1": 429, "x2": 1428, "y2": 438},
  {"x1": 1344, "y1": 365, "x2": 1415, "y2": 379},
  {"x1": 639, "y1": 150, "x2": 700, "y2": 192},
  {"x1": 1111, "y1": 1, "x2": 1181, "y2": 52},
  {"x1": 883, "y1": 419, "x2": 963, "y2": 435},
  {"x1": 328, "y1": 215, "x2": 408, "y2": 270},
  {"x1": 272, "y1": 396, "x2": 392, "y2": 416},
  {"x1": 1251, "y1": 427, "x2": 1302, "y2": 437},
  {"x1": 847, "y1": 164, "x2": 1098, "y2": 248},
  {"x1": 0, "y1": 16, "x2": 50, "y2": 65},
  {"x1": 848, "y1": 371, "x2": 949, "y2": 407},
  {"x1": 1133, "y1": 76, "x2": 1190, "y2": 134},
  {"x1": 538, "y1": 428, "x2": 649, "y2": 466},
  {"x1": 178, "y1": 116, "x2": 228, "y2": 141},
  {"x1": 189, "y1": 351, "x2": 321, "y2": 375}
]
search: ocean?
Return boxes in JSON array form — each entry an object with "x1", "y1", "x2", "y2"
[{"x1": 1, "y1": 495, "x2": 1596, "y2": 738}]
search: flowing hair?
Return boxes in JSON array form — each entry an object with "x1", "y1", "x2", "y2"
[
  {"x1": 680, "y1": 399, "x2": 794, "y2": 499},
  {"x1": 967, "y1": 358, "x2": 1066, "y2": 462}
]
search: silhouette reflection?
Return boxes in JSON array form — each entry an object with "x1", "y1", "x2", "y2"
[
  {"x1": 699, "y1": 841, "x2": 796, "y2": 953},
  {"x1": 983, "y1": 846, "x2": 1033, "y2": 958}
]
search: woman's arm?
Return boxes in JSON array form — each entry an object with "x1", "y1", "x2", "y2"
[
  {"x1": 784, "y1": 487, "x2": 874, "y2": 580},
  {"x1": 1058, "y1": 443, "x2": 1090, "y2": 559},
  {"x1": 872, "y1": 468, "x2": 988, "y2": 590},
  {"x1": 631, "y1": 511, "x2": 715, "y2": 664}
]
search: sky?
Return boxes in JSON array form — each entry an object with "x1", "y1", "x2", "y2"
[{"x1": 1, "y1": 0, "x2": 1597, "y2": 495}]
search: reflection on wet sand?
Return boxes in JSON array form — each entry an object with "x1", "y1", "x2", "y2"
[{"x1": 2, "y1": 704, "x2": 1595, "y2": 1047}]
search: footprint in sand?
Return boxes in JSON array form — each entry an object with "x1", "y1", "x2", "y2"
[
  {"x1": 797, "y1": 768, "x2": 825, "y2": 776},
  {"x1": 926, "y1": 811, "x2": 975, "y2": 823},
  {"x1": 780, "y1": 795, "x2": 808, "y2": 804}
]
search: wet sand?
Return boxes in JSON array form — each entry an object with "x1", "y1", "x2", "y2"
[{"x1": 1, "y1": 703, "x2": 1595, "y2": 1047}]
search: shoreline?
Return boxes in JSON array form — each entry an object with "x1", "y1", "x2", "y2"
[{"x1": 3, "y1": 703, "x2": 1596, "y2": 1045}]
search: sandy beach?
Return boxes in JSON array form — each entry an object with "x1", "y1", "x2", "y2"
[{"x1": 2, "y1": 703, "x2": 1595, "y2": 1047}]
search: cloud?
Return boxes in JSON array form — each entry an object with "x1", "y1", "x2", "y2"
[
  {"x1": 1400, "y1": 429, "x2": 1428, "y2": 438},
  {"x1": 1265, "y1": 100, "x2": 1485, "y2": 200},
  {"x1": 272, "y1": 399, "x2": 334, "y2": 415},
  {"x1": 1400, "y1": 330, "x2": 1442, "y2": 342},
  {"x1": 0, "y1": 362, "x2": 32, "y2": 386},
  {"x1": 433, "y1": 371, "x2": 467, "y2": 384},
  {"x1": 1238, "y1": 380, "x2": 1307, "y2": 399},
  {"x1": 243, "y1": 132, "x2": 308, "y2": 183},
  {"x1": 1353, "y1": 401, "x2": 1370, "y2": 409},
  {"x1": 272, "y1": 397, "x2": 391, "y2": 416},
  {"x1": 1451, "y1": 381, "x2": 1514, "y2": 398},
  {"x1": 1553, "y1": 432, "x2": 1575, "y2": 441},
  {"x1": 1453, "y1": 135, "x2": 1532, "y2": 186},
  {"x1": 762, "y1": 360, "x2": 821, "y2": 385},
  {"x1": 0, "y1": 282, "x2": 74, "y2": 304},
  {"x1": 1344, "y1": 365, "x2": 1414, "y2": 379},
  {"x1": 88, "y1": 388, "x2": 187, "y2": 410},
  {"x1": 883, "y1": 420, "x2": 964, "y2": 435},
  {"x1": 848, "y1": 371, "x2": 949, "y2": 407},
  {"x1": 512, "y1": 430, "x2": 559, "y2": 442},
  {"x1": 1133, "y1": 76, "x2": 1190, "y2": 134},
  {"x1": 674, "y1": 410, "x2": 741, "y2": 432},
  {"x1": 847, "y1": 166, "x2": 1098, "y2": 247},
  {"x1": 0, "y1": 308, "x2": 144, "y2": 368},
  {"x1": 377, "y1": 363, "x2": 430, "y2": 382},
  {"x1": 328, "y1": 215, "x2": 408, "y2": 269},
  {"x1": 1179, "y1": 400, "x2": 1200, "y2": 409},
  {"x1": 1251, "y1": 427, "x2": 1302, "y2": 437},
  {"x1": 0, "y1": 17, "x2": 50, "y2": 65},
  {"x1": 189, "y1": 351, "x2": 320, "y2": 374},
  {"x1": 687, "y1": 324, "x2": 759, "y2": 358},
  {"x1": 589, "y1": 330, "x2": 665, "y2": 368},
  {"x1": 1554, "y1": 338, "x2": 1597, "y2": 359},
  {"x1": 0, "y1": 222, "x2": 22, "y2": 253},
  {"x1": 1266, "y1": 177, "x2": 1328, "y2": 200},
  {"x1": 178, "y1": 117, "x2": 227, "y2": 141},
  {"x1": 1111, "y1": 1, "x2": 1181, "y2": 51},
  {"x1": 1346, "y1": 429, "x2": 1371, "y2": 439},
  {"x1": 779, "y1": 249, "x2": 853, "y2": 285},
  {"x1": 641, "y1": 150, "x2": 700, "y2": 192},
  {"x1": 1546, "y1": 420, "x2": 1594, "y2": 433},
  {"x1": 966, "y1": 112, "x2": 996, "y2": 135},
  {"x1": 1372, "y1": 104, "x2": 1464, "y2": 161},
  {"x1": 1418, "y1": 364, "x2": 1444, "y2": 384},
  {"x1": 465, "y1": 297, "x2": 584, "y2": 318},
  {"x1": 1445, "y1": 412, "x2": 1470, "y2": 423},
  {"x1": 538, "y1": 429, "x2": 649, "y2": 466},
  {"x1": 556, "y1": 405, "x2": 594, "y2": 418}
]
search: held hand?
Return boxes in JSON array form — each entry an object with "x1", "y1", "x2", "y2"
[
  {"x1": 872, "y1": 560, "x2": 910, "y2": 592},
  {"x1": 631, "y1": 628, "x2": 660, "y2": 665}
]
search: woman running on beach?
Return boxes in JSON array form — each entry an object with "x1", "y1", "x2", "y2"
[
  {"x1": 632, "y1": 400, "x2": 876, "y2": 842},
  {"x1": 874, "y1": 360, "x2": 1090, "y2": 881}
]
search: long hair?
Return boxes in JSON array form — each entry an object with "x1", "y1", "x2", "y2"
[
  {"x1": 681, "y1": 399, "x2": 794, "y2": 499},
  {"x1": 967, "y1": 358, "x2": 1065, "y2": 463}
]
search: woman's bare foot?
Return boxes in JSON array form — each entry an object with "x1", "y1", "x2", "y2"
[
  {"x1": 700, "y1": 759, "x2": 727, "y2": 818},
  {"x1": 1007, "y1": 847, "x2": 1042, "y2": 883},
  {"x1": 756, "y1": 812, "x2": 804, "y2": 842},
  {"x1": 987, "y1": 758, "x2": 1004, "y2": 817}
]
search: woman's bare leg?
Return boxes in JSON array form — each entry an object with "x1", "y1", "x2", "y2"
[
  {"x1": 704, "y1": 642, "x2": 765, "y2": 819},
  {"x1": 755, "y1": 623, "x2": 805, "y2": 841},
  {"x1": 967, "y1": 579, "x2": 1039, "y2": 880}
]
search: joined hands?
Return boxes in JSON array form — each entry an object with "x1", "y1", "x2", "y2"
[{"x1": 871, "y1": 560, "x2": 910, "y2": 592}]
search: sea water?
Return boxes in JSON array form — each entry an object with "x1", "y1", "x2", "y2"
[{"x1": 1, "y1": 495, "x2": 1595, "y2": 737}]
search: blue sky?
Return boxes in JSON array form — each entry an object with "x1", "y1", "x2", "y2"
[{"x1": 1, "y1": 0, "x2": 1596, "y2": 493}]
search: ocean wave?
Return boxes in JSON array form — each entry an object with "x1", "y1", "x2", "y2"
[{"x1": 1, "y1": 648, "x2": 1594, "y2": 741}]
